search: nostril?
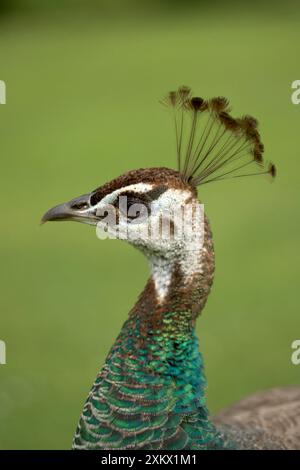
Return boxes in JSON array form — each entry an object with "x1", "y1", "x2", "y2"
[{"x1": 71, "y1": 202, "x2": 89, "y2": 210}]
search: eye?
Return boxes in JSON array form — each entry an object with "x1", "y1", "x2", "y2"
[
  {"x1": 127, "y1": 197, "x2": 143, "y2": 220},
  {"x1": 115, "y1": 193, "x2": 148, "y2": 220},
  {"x1": 123, "y1": 197, "x2": 143, "y2": 220}
]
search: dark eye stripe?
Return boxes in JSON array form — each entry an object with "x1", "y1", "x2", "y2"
[
  {"x1": 112, "y1": 192, "x2": 149, "y2": 220},
  {"x1": 91, "y1": 185, "x2": 168, "y2": 207},
  {"x1": 112, "y1": 191, "x2": 147, "y2": 207},
  {"x1": 114, "y1": 186, "x2": 168, "y2": 205},
  {"x1": 121, "y1": 191, "x2": 143, "y2": 200},
  {"x1": 143, "y1": 185, "x2": 168, "y2": 201}
]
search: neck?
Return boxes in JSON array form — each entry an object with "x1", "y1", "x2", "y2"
[
  {"x1": 73, "y1": 216, "x2": 225, "y2": 450},
  {"x1": 116, "y1": 215, "x2": 215, "y2": 411},
  {"x1": 132, "y1": 213, "x2": 214, "y2": 330}
]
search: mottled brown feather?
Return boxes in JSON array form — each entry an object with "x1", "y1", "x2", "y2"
[{"x1": 213, "y1": 386, "x2": 300, "y2": 449}]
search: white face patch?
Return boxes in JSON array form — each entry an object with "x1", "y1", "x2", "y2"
[
  {"x1": 78, "y1": 182, "x2": 155, "y2": 229},
  {"x1": 99, "y1": 183, "x2": 154, "y2": 207},
  {"x1": 80, "y1": 183, "x2": 154, "y2": 219},
  {"x1": 93, "y1": 184, "x2": 205, "y2": 303},
  {"x1": 147, "y1": 188, "x2": 205, "y2": 303}
]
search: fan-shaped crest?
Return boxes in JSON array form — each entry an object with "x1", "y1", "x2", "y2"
[{"x1": 161, "y1": 86, "x2": 276, "y2": 186}]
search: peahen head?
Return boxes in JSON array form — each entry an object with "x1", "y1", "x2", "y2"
[
  {"x1": 41, "y1": 167, "x2": 199, "y2": 254},
  {"x1": 42, "y1": 87, "x2": 276, "y2": 304}
]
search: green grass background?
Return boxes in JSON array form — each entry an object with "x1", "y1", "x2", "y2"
[{"x1": 0, "y1": 1, "x2": 299, "y2": 449}]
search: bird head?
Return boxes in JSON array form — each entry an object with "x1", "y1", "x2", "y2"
[
  {"x1": 42, "y1": 86, "x2": 276, "y2": 262},
  {"x1": 41, "y1": 167, "x2": 202, "y2": 259}
]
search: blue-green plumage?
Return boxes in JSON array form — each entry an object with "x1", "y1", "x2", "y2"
[
  {"x1": 73, "y1": 321, "x2": 226, "y2": 449},
  {"x1": 72, "y1": 215, "x2": 231, "y2": 450},
  {"x1": 42, "y1": 87, "x2": 282, "y2": 450}
]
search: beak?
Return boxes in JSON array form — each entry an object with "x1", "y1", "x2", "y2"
[{"x1": 41, "y1": 193, "x2": 94, "y2": 225}]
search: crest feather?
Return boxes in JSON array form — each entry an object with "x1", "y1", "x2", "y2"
[{"x1": 161, "y1": 86, "x2": 276, "y2": 186}]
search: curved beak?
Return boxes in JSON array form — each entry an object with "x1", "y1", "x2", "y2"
[{"x1": 41, "y1": 193, "x2": 95, "y2": 225}]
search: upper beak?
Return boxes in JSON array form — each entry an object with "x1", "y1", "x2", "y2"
[{"x1": 41, "y1": 193, "x2": 93, "y2": 225}]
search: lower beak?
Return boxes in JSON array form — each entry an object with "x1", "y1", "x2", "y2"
[{"x1": 41, "y1": 194, "x2": 92, "y2": 225}]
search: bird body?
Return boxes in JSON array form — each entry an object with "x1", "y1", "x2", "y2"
[{"x1": 42, "y1": 87, "x2": 299, "y2": 449}]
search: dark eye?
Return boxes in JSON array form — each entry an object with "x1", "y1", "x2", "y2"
[
  {"x1": 115, "y1": 193, "x2": 148, "y2": 220},
  {"x1": 126, "y1": 197, "x2": 143, "y2": 220}
]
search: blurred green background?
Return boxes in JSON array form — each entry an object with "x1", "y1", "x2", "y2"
[{"x1": 0, "y1": 0, "x2": 299, "y2": 449}]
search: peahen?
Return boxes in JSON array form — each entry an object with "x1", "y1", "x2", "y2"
[{"x1": 42, "y1": 87, "x2": 300, "y2": 450}]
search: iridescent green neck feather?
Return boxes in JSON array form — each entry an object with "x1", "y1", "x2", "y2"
[{"x1": 73, "y1": 216, "x2": 230, "y2": 450}]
